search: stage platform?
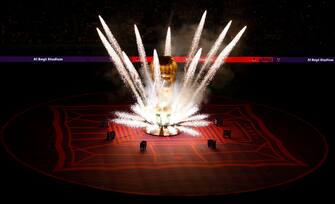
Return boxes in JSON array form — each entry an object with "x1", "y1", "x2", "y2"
[{"x1": 0, "y1": 93, "x2": 328, "y2": 196}]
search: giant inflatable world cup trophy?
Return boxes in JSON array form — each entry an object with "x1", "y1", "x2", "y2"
[{"x1": 147, "y1": 56, "x2": 178, "y2": 136}]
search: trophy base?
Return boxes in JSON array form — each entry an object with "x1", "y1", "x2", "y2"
[{"x1": 145, "y1": 126, "x2": 179, "y2": 137}]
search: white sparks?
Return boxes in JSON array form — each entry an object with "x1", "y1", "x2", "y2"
[
  {"x1": 97, "y1": 12, "x2": 246, "y2": 136},
  {"x1": 164, "y1": 27, "x2": 171, "y2": 56},
  {"x1": 184, "y1": 10, "x2": 207, "y2": 71},
  {"x1": 130, "y1": 104, "x2": 154, "y2": 123},
  {"x1": 153, "y1": 49, "x2": 161, "y2": 90},
  {"x1": 146, "y1": 124, "x2": 160, "y2": 133},
  {"x1": 179, "y1": 120, "x2": 211, "y2": 127},
  {"x1": 183, "y1": 48, "x2": 202, "y2": 88},
  {"x1": 114, "y1": 111, "x2": 145, "y2": 121},
  {"x1": 176, "y1": 126, "x2": 200, "y2": 136},
  {"x1": 122, "y1": 51, "x2": 146, "y2": 100},
  {"x1": 112, "y1": 118, "x2": 149, "y2": 128},
  {"x1": 134, "y1": 24, "x2": 152, "y2": 86},
  {"x1": 192, "y1": 26, "x2": 247, "y2": 101},
  {"x1": 182, "y1": 114, "x2": 209, "y2": 122},
  {"x1": 98, "y1": 15, "x2": 123, "y2": 57},
  {"x1": 97, "y1": 28, "x2": 144, "y2": 107},
  {"x1": 194, "y1": 20, "x2": 232, "y2": 84}
]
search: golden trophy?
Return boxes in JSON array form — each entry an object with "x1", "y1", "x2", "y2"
[{"x1": 146, "y1": 56, "x2": 179, "y2": 136}]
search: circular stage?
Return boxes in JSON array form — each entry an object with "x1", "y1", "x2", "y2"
[{"x1": 0, "y1": 93, "x2": 328, "y2": 196}]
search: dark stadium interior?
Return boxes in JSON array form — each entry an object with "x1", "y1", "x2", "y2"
[{"x1": 0, "y1": 0, "x2": 334, "y2": 203}]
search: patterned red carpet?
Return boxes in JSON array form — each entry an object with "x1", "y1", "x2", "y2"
[{"x1": 1, "y1": 93, "x2": 328, "y2": 196}]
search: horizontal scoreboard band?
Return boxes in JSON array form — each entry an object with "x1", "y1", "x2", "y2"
[{"x1": 0, "y1": 56, "x2": 334, "y2": 63}]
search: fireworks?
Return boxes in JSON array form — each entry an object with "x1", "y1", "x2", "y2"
[{"x1": 97, "y1": 11, "x2": 246, "y2": 136}]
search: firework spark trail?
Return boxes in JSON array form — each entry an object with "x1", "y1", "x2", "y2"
[
  {"x1": 147, "y1": 124, "x2": 160, "y2": 132},
  {"x1": 145, "y1": 84, "x2": 158, "y2": 110},
  {"x1": 167, "y1": 126, "x2": 177, "y2": 134},
  {"x1": 134, "y1": 25, "x2": 152, "y2": 87},
  {"x1": 170, "y1": 91, "x2": 190, "y2": 123},
  {"x1": 112, "y1": 118, "x2": 149, "y2": 128},
  {"x1": 98, "y1": 15, "x2": 123, "y2": 58},
  {"x1": 179, "y1": 120, "x2": 211, "y2": 127},
  {"x1": 97, "y1": 28, "x2": 144, "y2": 107},
  {"x1": 194, "y1": 20, "x2": 232, "y2": 84},
  {"x1": 122, "y1": 52, "x2": 146, "y2": 100},
  {"x1": 153, "y1": 50, "x2": 161, "y2": 91},
  {"x1": 175, "y1": 106, "x2": 199, "y2": 124},
  {"x1": 114, "y1": 111, "x2": 145, "y2": 121},
  {"x1": 172, "y1": 48, "x2": 202, "y2": 114},
  {"x1": 170, "y1": 88, "x2": 198, "y2": 124},
  {"x1": 176, "y1": 126, "x2": 200, "y2": 136},
  {"x1": 131, "y1": 104, "x2": 154, "y2": 123},
  {"x1": 183, "y1": 48, "x2": 202, "y2": 88},
  {"x1": 184, "y1": 10, "x2": 207, "y2": 72},
  {"x1": 191, "y1": 26, "x2": 247, "y2": 102},
  {"x1": 181, "y1": 114, "x2": 209, "y2": 122},
  {"x1": 164, "y1": 27, "x2": 171, "y2": 56}
]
